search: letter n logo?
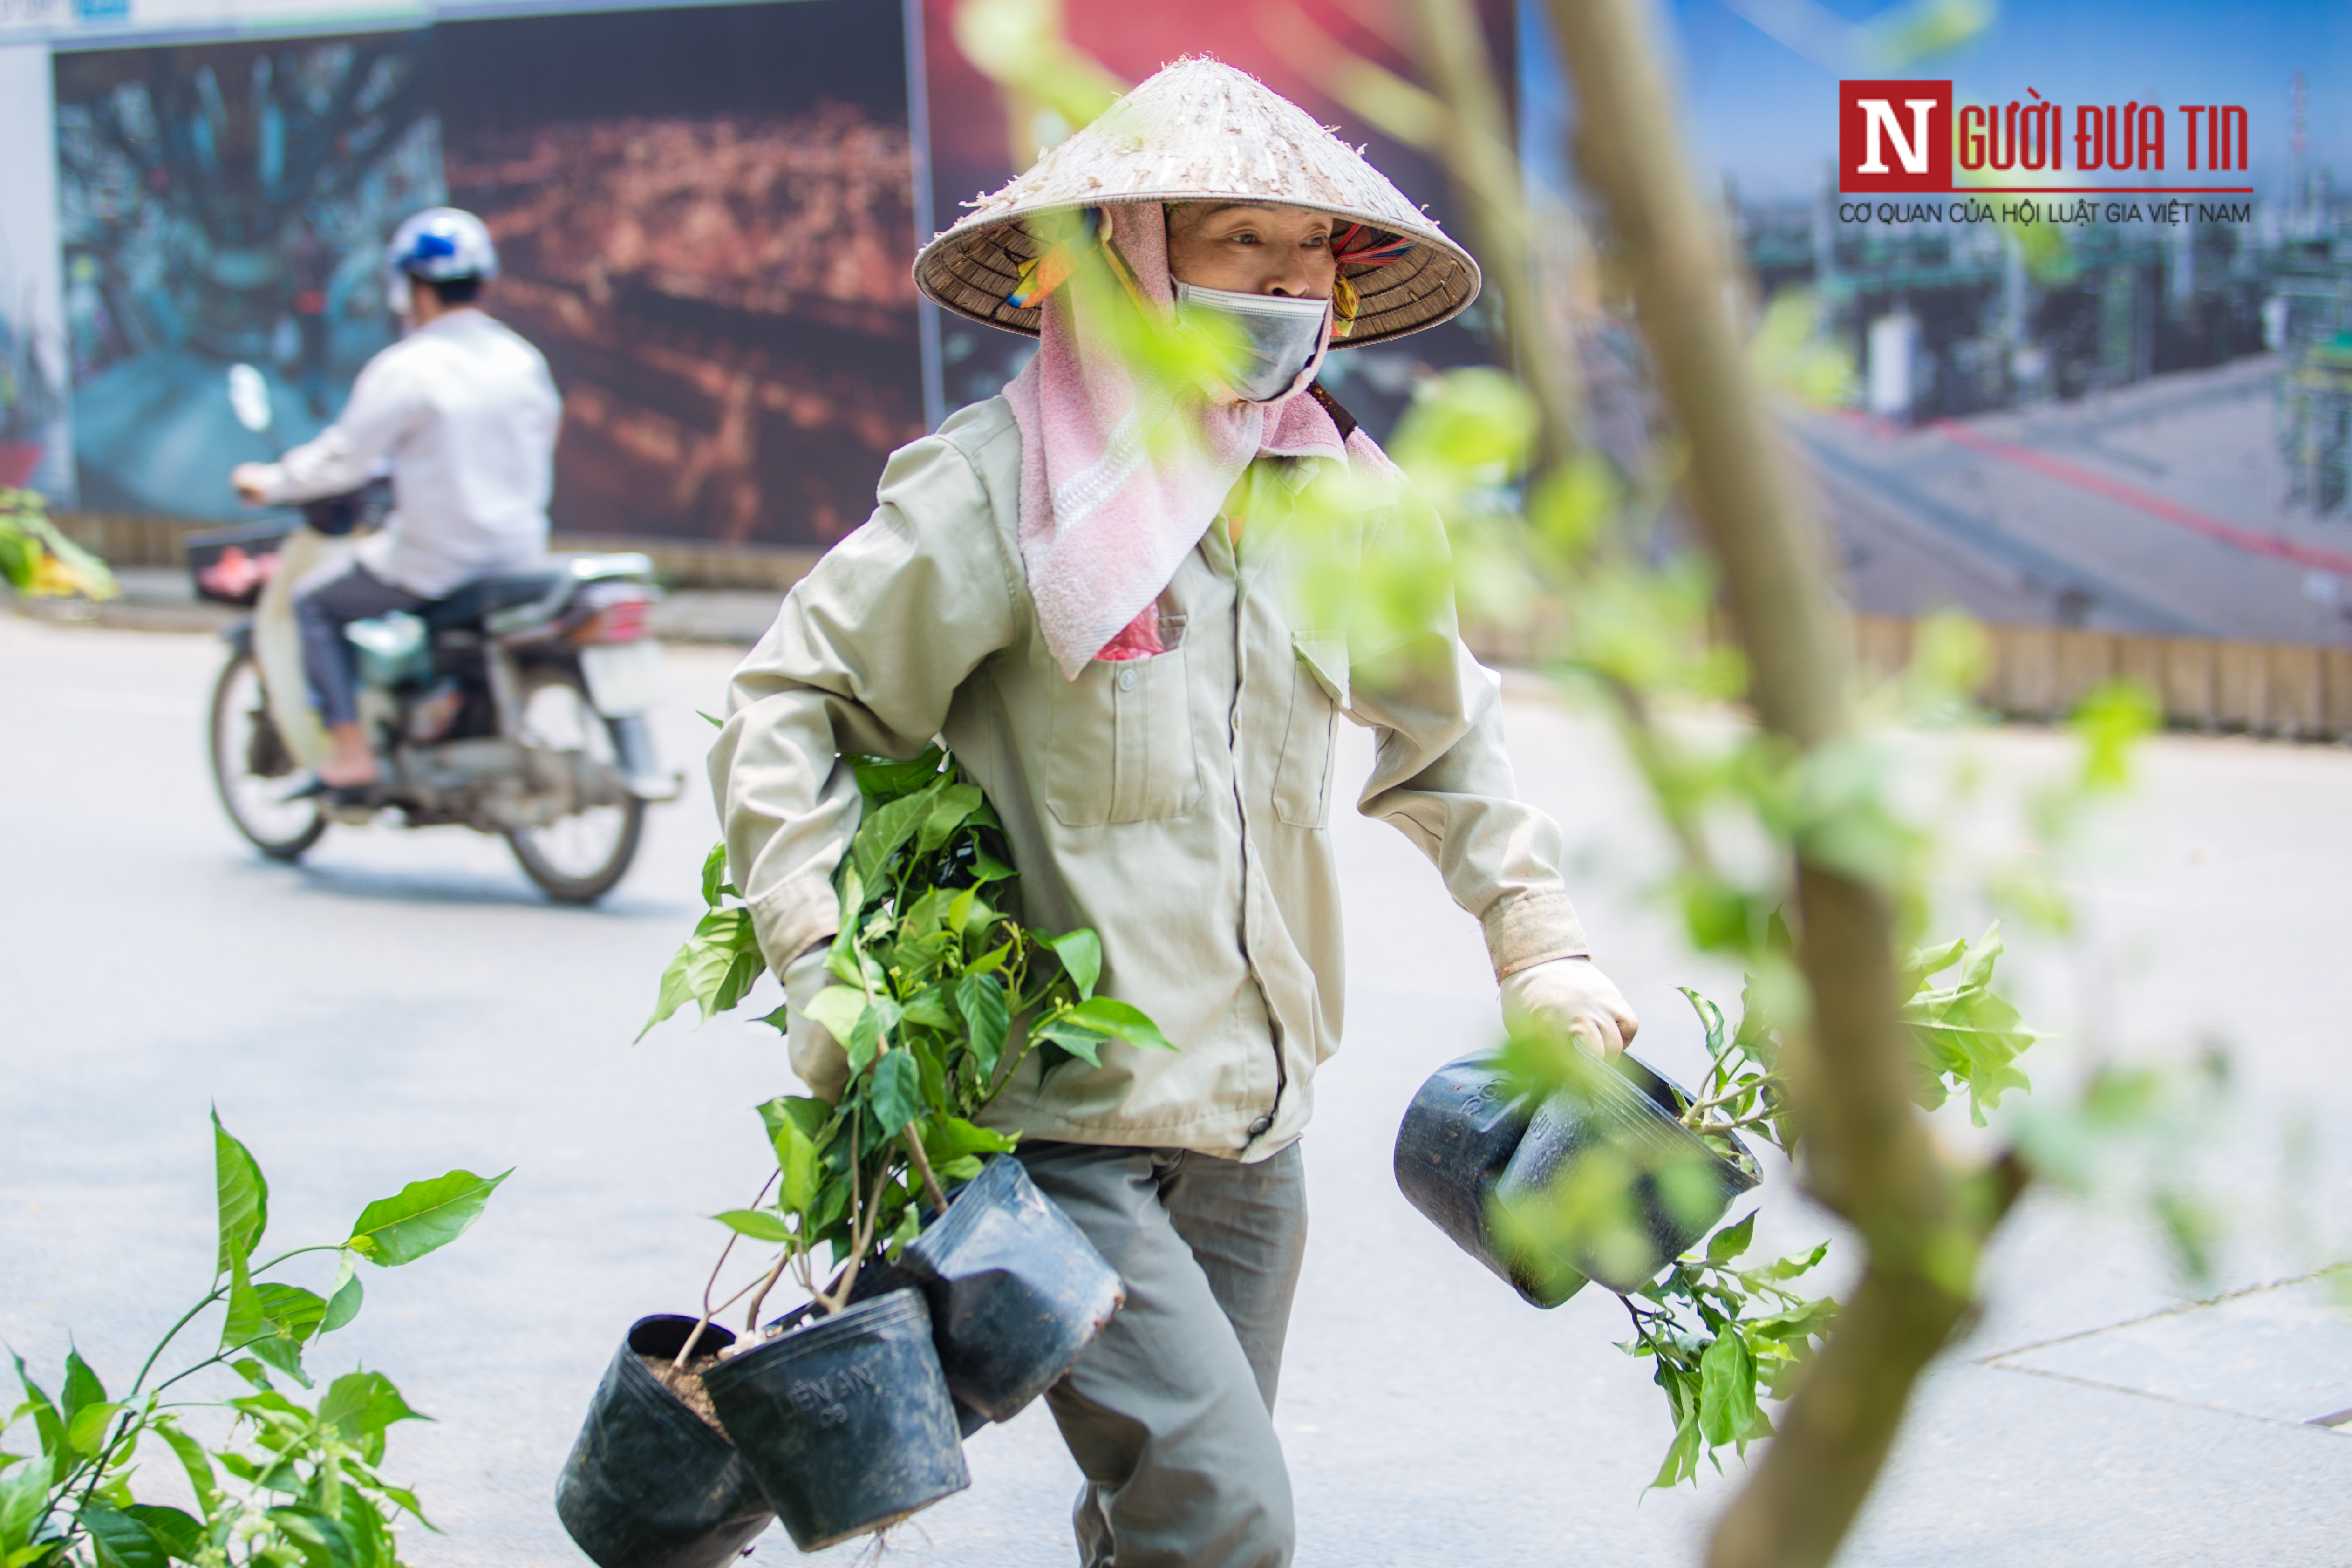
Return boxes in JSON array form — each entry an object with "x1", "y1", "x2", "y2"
[{"x1": 1839, "y1": 79, "x2": 1952, "y2": 193}]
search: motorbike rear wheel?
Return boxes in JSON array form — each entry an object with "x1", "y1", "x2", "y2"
[
  {"x1": 209, "y1": 652, "x2": 328, "y2": 861},
  {"x1": 504, "y1": 665, "x2": 646, "y2": 904}
]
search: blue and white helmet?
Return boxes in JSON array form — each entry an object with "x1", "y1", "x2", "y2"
[{"x1": 383, "y1": 207, "x2": 499, "y2": 316}]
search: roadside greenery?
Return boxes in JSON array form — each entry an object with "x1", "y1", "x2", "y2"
[
  {"x1": 643, "y1": 746, "x2": 1170, "y2": 1337},
  {"x1": 0, "y1": 489, "x2": 115, "y2": 602},
  {"x1": 0, "y1": 1115, "x2": 505, "y2": 1568}
]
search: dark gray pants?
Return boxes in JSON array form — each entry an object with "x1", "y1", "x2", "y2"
[
  {"x1": 293, "y1": 561, "x2": 425, "y2": 727},
  {"x1": 1015, "y1": 1141, "x2": 1308, "y2": 1568}
]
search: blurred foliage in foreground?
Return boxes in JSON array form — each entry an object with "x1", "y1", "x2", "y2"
[{"x1": 0, "y1": 489, "x2": 115, "y2": 603}]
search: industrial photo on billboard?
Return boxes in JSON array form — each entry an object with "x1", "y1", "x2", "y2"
[
  {"x1": 1631, "y1": 0, "x2": 2352, "y2": 646},
  {"x1": 436, "y1": 0, "x2": 925, "y2": 549},
  {"x1": 53, "y1": 30, "x2": 443, "y2": 520}
]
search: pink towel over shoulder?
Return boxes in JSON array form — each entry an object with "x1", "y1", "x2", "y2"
[{"x1": 1001, "y1": 203, "x2": 1398, "y2": 678}]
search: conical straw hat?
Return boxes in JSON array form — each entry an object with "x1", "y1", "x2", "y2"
[{"x1": 916, "y1": 57, "x2": 1481, "y2": 348}]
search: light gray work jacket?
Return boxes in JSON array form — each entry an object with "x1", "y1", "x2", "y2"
[{"x1": 710, "y1": 395, "x2": 1589, "y2": 1160}]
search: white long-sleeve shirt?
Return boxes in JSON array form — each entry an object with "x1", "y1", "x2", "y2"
[{"x1": 256, "y1": 310, "x2": 562, "y2": 597}]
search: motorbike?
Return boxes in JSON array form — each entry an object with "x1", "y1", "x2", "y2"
[{"x1": 195, "y1": 363, "x2": 681, "y2": 903}]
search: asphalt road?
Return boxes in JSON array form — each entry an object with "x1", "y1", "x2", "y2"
[{"x1": 3, "y1": 613, "x2": 2347, "y2": 1566}]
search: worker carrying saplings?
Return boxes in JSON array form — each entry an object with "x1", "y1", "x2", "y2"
[{"x1": 710, "y1": 58, "x2": 1635, "y2": 1568}]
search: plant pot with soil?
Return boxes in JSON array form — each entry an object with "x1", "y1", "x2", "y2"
[
  {"x1": 573, "y1": 747, "x2": 1164, "y2": 1557},
  {"x1": 555, "y1": 1316, "x2": 775, "y2": 1568}
]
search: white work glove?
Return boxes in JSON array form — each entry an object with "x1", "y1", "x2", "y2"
[
  {"x1": 1500, "y1": 956, "x2": 1640, "y2": 1061},
  {"x1": 784, "y1": 942, "x2": 852, "y2": 1104}
]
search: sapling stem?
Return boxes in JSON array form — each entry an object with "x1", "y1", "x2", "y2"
[
  {"x1": 903, "y1": 1127, "x2": 948, "y2": 1218},
  {"x1": 741, "y1": 1251, "x2": 794, "y2": 1336},
  {"x1": 675, "y1": 1171, "x2": 778, "y2": 1370}
]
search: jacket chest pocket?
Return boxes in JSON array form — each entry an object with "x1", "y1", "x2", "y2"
[
  {"x1": 1046, "y1": 641, "x2": 1202, "y2": 826},
  {"x1": 1273, "y1": 632, "x2": 1347, "y2": 829}
]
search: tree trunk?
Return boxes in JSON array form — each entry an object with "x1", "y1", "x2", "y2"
[{"x1": 1535, "y1": 1, "x2": 1974, "y2": 1564}]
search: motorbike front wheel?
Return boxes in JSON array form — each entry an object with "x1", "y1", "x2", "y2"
[
  {"x1": 504, "y1": 666, "x2": 647, "y2": 904},
  {"x1": 209, "y1": 652, "x2": 328, "y2": 861}
]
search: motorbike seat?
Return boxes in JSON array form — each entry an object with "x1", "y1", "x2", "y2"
[{"x1": 422, "y1": 568, "x2": 567, "y2": 632}]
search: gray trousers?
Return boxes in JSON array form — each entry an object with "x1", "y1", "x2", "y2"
[
  {"x1": 1015, "y1": 1140, "x2": 1308, "y2": 1568},
  {"x1": 294, "y1": 561, "x2": 425, "y2": 727}
]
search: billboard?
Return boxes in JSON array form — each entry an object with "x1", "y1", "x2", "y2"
[
  {"x1": 1639, "y1": 0, "x2": 2352, "y2": 646},
  {"x1": 1, "y1": 44, "x2": 71, "y2": 500},
  {"x1": 53, "y1": 29, "x2": 443, "y2": 520},
  {"x1": 437, "y1": 0, "x2": 923, "y2": 548},
  {"x1": 18, "y1": 0, "x2": 2352, "y2": 649}
]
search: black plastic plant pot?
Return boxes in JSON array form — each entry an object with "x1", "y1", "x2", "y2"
[
  {"x1": 900, "y1": 1152, "x2": 1126, "y2": 1422},
  {"x1": 702, "y1": 1288, "x2": 970, "y2": 1552},
  {"x1": 766, "y1": 1262, "x2": 992, "y2": 1439},
  {"x1": 554, "y1": 1316, "x2": 775, "y2": 1568},
  {"x1": 1394, "y1": 1050, "x2": 1759, "y2": 1308}
]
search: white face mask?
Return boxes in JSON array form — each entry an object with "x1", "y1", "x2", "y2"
[{"x1": 1173, "y1": 282, "x2": 1330, "y2": 402}]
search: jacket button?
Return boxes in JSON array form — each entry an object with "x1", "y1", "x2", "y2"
[
  {"x1": 1118, "y1": 668, "x2": 1138, "y2": 691},
  {"x1": 1248, "y1": 1115, "x2": 1274, "y2": 1136}
]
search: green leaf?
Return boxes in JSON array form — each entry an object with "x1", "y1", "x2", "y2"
[
  {"x1": 1697, "y1": 1331, "x2": 1757, "y2": 1448},
  {"x1": 267, "y1": 1505, "x2": 358, "y2": 1568},
  {"x1": 150, "y1": 1419, "x2": 219, "y2": 1518},
  {"x1": 1677, "y1": 987, "x2": 1728, "y2": 1058},
  {"x1": 639, "y1": 941, "x2": 703, "y2": 1042},
  {"x1": 1031, "y1": 1016, "x2": 1107, "y2": 1067},
  {"x1": 968, "y1": 849, "x2": 1016, "y2": 883},
  {"x1": 256, "y1": 1285, "x2": 328, "y2": 1345},
  {"x1": 81, "y1": 1500, "x2": 168, "y2": 1568},
  {"x1": 66, "y1": 1402, "x2": 123, "y2": 1457},
  {"x1": 1649, "y1": 1411, "x2": 1701, "y2": 1489},
  {"x1": 848, "y1": 747, "x2": 947, "y2": 804},
  {"x1": 59, "y1": 1350, "x2": 103, "y2": 1432},
  {"x1": 1705, "y1": 1211, "x2": 1757, "y2": 1264},
  {"x1": 245, "y1": 1329, "x2": 312, "y2": 1388},
  {"x1": 317, "y1": 1373, "x2": 424, "y2": 1444},
  {"x1": 772, "y1": 1113, "x2": 819, "y2": 1214},
  {"x1": 699, "y1": 842, "x2": 734, "y2": 908},
  {"x1": 212, "y1": 1110, "x2": 270, "y2": 1275},
  {"x1": 0, "y1": 1450, "x2": 51, "y2": 1560},
  {"x1": 709, "y1": 1209, "x2": 793, "y2": 1242},
  {"x1": 915, "y1": 784, "x2": 982, "y2": 857},
  {"x1": 922, "y1": 1118, "x2": 1019, "y2": 1171},
  {"x1": 849, "y1": 784, "x2": 939, "y2": 890},
  {"x1": 345, "y1": 1169, "x2": 510, "y2": 1266},
  {"x1": 6, "y1": 1355, "x2": 62, "y2": 1462},
  {"x1": 867, "y1": 1050, "x2": 923, "y2": 1139},
  {"x1": 221, "y1": 1252, "x2": 266, "y2": 1353},
  {"x1": 845, "y1": 995, "x2": 900, "y2": 1073},
  {"x1": 899, "y1": 989, "x2": 954, "y2": 1031},
  {"x1": 321, "y1": 1256, "x2": 364, "y2": 1336},
  {"x1": 123, "y1": 1504, "x2": 203, "y2": 1563},
  {"x1": 801, "y1": 988, "x2": 868, "y2": 1050},
  {"x1": 637, "y1": 909, "x2": 764, "y2": 1041},
  {"x1": 334, "y1": 1488, "x2": 395, "y2": 1568},
  {"x1": 1057, "y1": 996, "x2": 1176, "y2": 1053},
  {"x1": 757, "y1": 1096, "x2": 835, "y2": 1146},
  {"x1": 955, "y1": 972, "x2": 1011, "y2": 1079},
  {"x1": 1040, "y1": 930, "x2": 1101, "y2": 1000}
]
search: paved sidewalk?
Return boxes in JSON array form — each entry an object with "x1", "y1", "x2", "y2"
[{"x1": 0, "y1": 617, "x2": 2345, "y2": 1566}]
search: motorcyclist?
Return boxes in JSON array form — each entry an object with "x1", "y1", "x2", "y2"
[{"x1": 232, "y1": 207, "x2": 561, "y2": 790}]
